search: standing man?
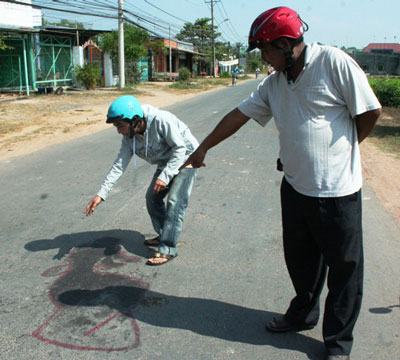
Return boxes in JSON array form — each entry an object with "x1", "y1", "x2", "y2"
[
  {"x1": 183, "y1": 6, "x2": 381, "y2": 360},
  {"x1": 85, "y1": 95, "x2": 198, "y2": 266},
  {"x1": 231, "y1": 65, "x2": 240, "y2": 86}
]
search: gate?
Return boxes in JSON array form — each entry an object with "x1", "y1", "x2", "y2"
[{"x1": 33, "y1": 34, "x2": 73, "y2": 88}]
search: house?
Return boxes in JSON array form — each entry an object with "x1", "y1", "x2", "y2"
[
  {"x1": 0, "y1": 0, "x2": 110, "y2": 93},
  {"x1": 149, "y1": 37, "x2": 202, "y2": 80},
  {"x1": 0, "y1": 1, "x2": 200, "y2": 90},
  {"x1": 363, "y1": 43, "x2": 400, "y2": 54},
  {"x1": 218, "y1": 58, "x2": 239, "y2": 75},
  {"x1": 351, "y1": 43, "x2": 400, "y2": 75}
]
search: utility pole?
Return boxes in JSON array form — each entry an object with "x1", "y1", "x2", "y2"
[
  {"x1": 206, "y1": 0, "x2": 218, "y2": 77},
  {"x1": 75, "y1": 21, "x2": 79, "y2": 46},
  {"x1": 169, "y1": 25, "x2": 172, "y2": 81},
  {"x1": 118, "y1": 0, "x2": 125, "y2": 88},
  {"x1": 211, "y1": 0, "x2": 215, "y2": 77}
]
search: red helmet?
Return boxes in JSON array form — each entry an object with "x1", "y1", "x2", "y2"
[{"x1": 247, "y1": 7, "x2": 306, "y2": 52}]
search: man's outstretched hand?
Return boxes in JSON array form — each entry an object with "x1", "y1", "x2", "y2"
[
  {"x1": 84, "y1": 195, "x2": 103, "y2": 216},
  {"x1": 181, "y1": 147, "x2": 207, "y2": 169}
]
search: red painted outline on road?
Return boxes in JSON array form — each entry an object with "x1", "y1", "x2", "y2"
[
  {"x1": 83, "y1": 312, "x2": 120, "y2": 337},
  {"x1": 31, "y1": 246, "x2": 148, "y2": 352}
]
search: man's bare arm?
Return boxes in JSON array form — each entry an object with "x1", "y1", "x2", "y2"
[
  {"x1": 355, "y1": 108, "x2": 382, "y2": 143},
  {"x1": 183, "y1": 108, "x2": 250, "y2": 168}
]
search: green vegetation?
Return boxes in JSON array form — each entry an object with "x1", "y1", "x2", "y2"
[
  {"x1": 178, "y1": 67, "x2": 191, "y2": 82},
  {"x1": 0, "y1": 34, "x2": 9, "y2": 50},
  {"x1": 369, "y1": 77, "x2": 400, "y2": 107},
  {"x1": 99, "y1": 25, "x2": 157, "y2": 84},
  {"x1": 176, "y1": 18, "x2": 244, "y2": 74},
  {"x1": 369, "y1": 107, "x2": 400, "y2": 157},
  {"x1": 74, "y1": 64, "x2": 101, "y2": 90},
  {"x1": 43, "y1": 18, "x2": 85, "y2": 29},
  {"x1": 246, "y1": 51, "x2": 263, "y2": 72},
  {"x1": 367, "y1": 77, "x2": 400, "y2": 156},
  {"x1": 169, "y1": 81, "x2": 201, "y2": 90},
  {"x1": 169, "y1": 77, "x2": 230, "y2": 90}
]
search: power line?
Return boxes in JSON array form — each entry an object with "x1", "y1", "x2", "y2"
[
  {"x1": 3, "y1": 0, "x2": 119, "y2": 20},
  {"x1": 143, "y1": 0, "x2": 189, "y2": 23},
  {"x1": 217, "y1": 0, "x2": 242, "y2": 43},
  {"x1": 125, "y1": 2, "x2": 181, "y2": 33}
]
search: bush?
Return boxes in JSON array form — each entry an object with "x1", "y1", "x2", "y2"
[
  {"x1": 369, "y1": 77, "x2": 400, "y2": 107},
  {"x1": 178, "y1": 67, "x2": 191, "y2": 82},
  {"x1": 75, "y1": 64, "x2": 101, "y2": 90},
  {"x1": 220, "y1": 71, "x2": 230, "y2": 78}
]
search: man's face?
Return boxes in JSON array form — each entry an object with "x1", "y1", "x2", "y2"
[
  {"x1": 113, "y1": 120, "x2": 131, "y2": 136},
  {"x1": 113, "y1": 118, "x2": 146, "y2": 137},
  {"x1": 259, "y1": 42, "x2": 286, "y2": 71}
]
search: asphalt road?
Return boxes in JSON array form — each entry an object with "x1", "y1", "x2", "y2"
[{"x1": 0, "y1": 79, "x2": 399, "y2": 360}]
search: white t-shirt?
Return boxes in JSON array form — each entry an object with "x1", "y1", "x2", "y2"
[{"x1": 238, "y1": 43, "x2": 381, "y2": 197}]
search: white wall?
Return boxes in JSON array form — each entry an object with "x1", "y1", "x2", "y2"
[
  {"x1": 104, "y1": 52, "x2": 118, "y2": 87},
  {"x1": 0, "y1": 0, "x2": 42, "y2": 28},
  {"x1": 72, "y1": 46, "x2": 84, "y2": 67}
]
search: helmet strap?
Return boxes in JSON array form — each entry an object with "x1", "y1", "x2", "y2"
[
  {"x1": 282, "y1": 48, "x2": 294, "y2": 70},
  {"x1": 128, "y1": 123, "x2": 135, "y2": 138},
  {"x1": 271, "y1": 39, "x2": 295, "y2": 70}
]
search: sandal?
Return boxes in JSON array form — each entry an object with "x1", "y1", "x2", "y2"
[
  {"x1": 143, "y1": 236, "x2": 160, "y2": 247},
  {"x1": 146, "y1": 252, "x2": 176, "y2": 266}
]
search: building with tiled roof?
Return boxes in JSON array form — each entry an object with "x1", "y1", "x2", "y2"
[
  {"x1": 363, "y1": 43, "x2": 400, "y2": 54},
  {"x1": 350, "y1": 43, "x2": 400, "y2": 75}
]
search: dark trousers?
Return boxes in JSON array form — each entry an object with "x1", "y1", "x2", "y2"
[{"x1": 280, "y1": 178, "x2": 363, "y2": 355}]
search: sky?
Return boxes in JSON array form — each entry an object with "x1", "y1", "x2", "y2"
[{"x1": 41, "y1": 0, "x2": 400, "y2": 49}]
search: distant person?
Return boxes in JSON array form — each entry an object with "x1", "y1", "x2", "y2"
[
  {"x1": 85, "y1": 95, "x2": 198, "y2": 266},
  {"x1": 255, "y1": 67, "x2": 261, "y2": 78},
  {"x1": 231, "y1": 65, "x2": 240, "y2": 86},
  {"x1": 183, "y1": 6, "x2": 381, "y2": 360}
]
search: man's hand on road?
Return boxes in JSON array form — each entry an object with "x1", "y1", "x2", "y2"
[
  {"x1": 154, "y1": 179, "x2": 167, "y2": 193},
  {"x1": 84, "y1": 195, "x2": 103, "y2": 216}
]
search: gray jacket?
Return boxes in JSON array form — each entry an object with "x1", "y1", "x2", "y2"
[{"x1": 97, "y1": 104, "x2": 198, "y2": 200}]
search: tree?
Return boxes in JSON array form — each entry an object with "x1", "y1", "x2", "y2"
[
  {"x1": 176, "y1": 18, "x2": 217, "y2": 53},
  {"x1": 246, "y1": 49, "x2": 263, "y2": 72},
  {"x1": 98, "y1": 24, "x2": 150, "y2": 84},
  {"x1": 176, "y1": 18, "x2": 222, "y2": 74}
]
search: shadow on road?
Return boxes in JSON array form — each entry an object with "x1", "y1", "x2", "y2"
[
  {"x1": 24, "y1": 229, "x2": 147, "y2": 260},
  {"x1": 24, "y1": 230, "x2": 323, "y2": 359},
  {"x1": 58, "y1": 285, "x2": 323, "y2": 358}
]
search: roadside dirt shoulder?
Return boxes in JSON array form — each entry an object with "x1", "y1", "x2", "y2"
[
  {"x1": 0, "y1": 83, "x2": 221, "y2": 161},
  {"x1": 361, "y1": 141, "x2": 400, "y2": 223}
]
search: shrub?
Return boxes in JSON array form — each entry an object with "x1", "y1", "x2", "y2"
[
  {"x1": 178, "y1": 67, "x2": 191, "y2": 82},
  {"x1": 220, "y1": 71, "x2": 230, "y2": 78},
  {"x1": 369, "y1": 77, "x2": 400, "y2": 107},
  {"x1": 75, "y1": 64, "x2": 101, "y2": 90}
]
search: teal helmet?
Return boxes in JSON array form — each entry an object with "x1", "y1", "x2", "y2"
[{"x1": 106, "y1": 95, "x2": 144, "y2": 123}]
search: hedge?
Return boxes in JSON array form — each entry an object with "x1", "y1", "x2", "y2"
[{"x1": 369, "y1": 77, "x2": 400, "y2": 107}]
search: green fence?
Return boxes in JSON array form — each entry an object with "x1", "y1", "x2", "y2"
[
  {"x1": 0, "y1": 32, "x2": 74, "y2": 93},
  {"x1": 33, "y1": 34, "x2": 73, "y2": 88},
  {"x1": 0, "y1": 37, "x2": 31, "y2": 93}
]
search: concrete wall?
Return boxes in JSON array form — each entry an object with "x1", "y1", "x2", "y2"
[{"x1": 352, "y1": 52, "x2": 400, "y2": 75}]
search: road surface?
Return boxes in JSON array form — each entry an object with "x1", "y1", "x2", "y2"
[{"x1": 0, "y1": 79, "x2": 399, "y2": 359}]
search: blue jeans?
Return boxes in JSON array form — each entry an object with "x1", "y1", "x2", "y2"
[{"x1": 145, "y1": 168, "x2": 197, "y2": 256}]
